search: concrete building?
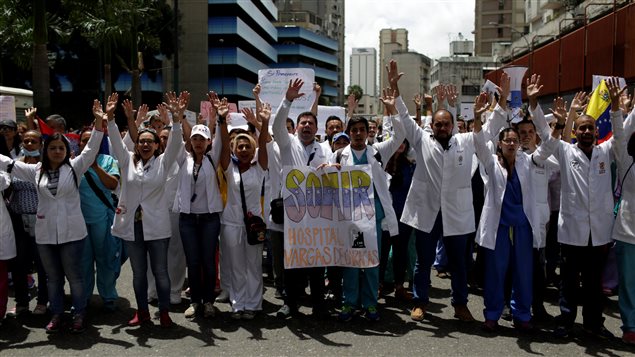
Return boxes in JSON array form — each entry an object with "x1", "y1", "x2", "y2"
[
  {"x1": 431, "y1": 40, "x2": 497, "y2": 115},
  {"x1": 474, "y1": 0, "x2": 526, "y2": 57},
  {"x1": 391, "y1": 51, "x2": 432, "y2": 116},
  {"x1": 350, "y1": 48, "x2": 377, "y2": 115},
  {"x1": 274, "y1": 0, "x2": 345, "y2": 105},
  {"x1": 170, "y1": 0, "x2": 278, "y2": 106},
  {"x1": 379, "y1": 29, "x2": 408, "y2": 94}
]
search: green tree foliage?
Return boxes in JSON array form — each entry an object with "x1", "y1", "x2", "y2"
[{"x1": 347, "y1": 85, "x2": 364, "y2": 101}]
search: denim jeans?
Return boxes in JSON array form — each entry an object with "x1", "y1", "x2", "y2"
[
  {"x1": 126, "y1": 221, "x2": 171, "y2": 311},
  {"x1": 38, "y1": 239, "x2": 86, "y2": 315},
  {"x1": 179, "y1": 213, "x2": 220, "y2": 304},
  {"x1": 412, "y1": 212, "x2": 470, "y2": 306}
]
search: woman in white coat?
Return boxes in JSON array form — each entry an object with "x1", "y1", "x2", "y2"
[
  {"x1": 106, "y1": 93, "x2": 184, "y2": 328},
  {"x1": 219, "y1": 102, "x2": 269, "y2": 320},
  {"x1": 0, "y1": 103, "x2": 104, "y2": 334},
  {"x1": 0, "y1": 170, "x2": 16, "y2": 324},
  {"x1": 472, "y1": 89, "x2": 563, "y2": 332}
]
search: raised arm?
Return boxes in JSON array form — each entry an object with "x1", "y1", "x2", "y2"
[
  {"x1": 564, "y1": 91, "x2": 588, "y2": 143},
  {"x1": 257, "y1": 103, "x2": 271, "y2": 170},
  {"x1": 375, "y1": 89, "x2": 405, "y2": 159},
  {"x1": 607, "y1": 77, "x2": 626, "y2": 155},
  {"x1": 272, "y1": 78, "x2": 305, "y2": 149},
  {"x1": 25, "y1": 107, "x2": 37, "y2": 130},
  {"x1": 216, "y1": 97, "x2": 232, "y2": 171},
  {"x1": 72, "y1": 98, "x2": 107, "y2": 175},
  {"x1": 413, "y1": 94, "x2": 422, "y2": 126},
  {"x1": 311, "y1": 82, "x2": 321, "y2": 117},
  {"x1": 347, "y1": 93, "x2": 358, "y2": 120}
]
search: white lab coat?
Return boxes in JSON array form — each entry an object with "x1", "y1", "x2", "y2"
[
  {"x1": 553, "y1": 110, "x2": 624, "y2": 246},
  {"x1": 272, "y1": 99, "x2": 332, "y2": 168},
  {"x1": 474, "y1": 126, "x2": 558, "y2": 250},
  {"x1": 173, "y1": 122, "x2": 223, "y2": 214},
  {"x1": 612, "y1": 109, "x2": 635, "y2": 244},
  {"x1": 0, "y1": 129, "x2": 103, "y2": 245},
  {"x1": 395, "y1": 96, "x2": 506, "y2": 235},
  {"x1": 108, "y1": 120, "x2": 183, "y2": 241},
  {"x1": 327, "y1": 117, "x2": 406, "y2": 236},
  {"x1": 0, "y1": 171, "x2": 16, "y2": 260}
]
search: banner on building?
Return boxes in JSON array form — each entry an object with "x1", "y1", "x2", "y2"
[{"x1": 282, "y1": 165, "x2": 379, "y2": 269}]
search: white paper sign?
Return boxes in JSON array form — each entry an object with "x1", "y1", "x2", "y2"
[
  {"x1": 481, "y1": 80, "x2": 498, "y2": 95},
  {"x1": 238, "y1": 100, "x2": 257, "y2": 112},
  {"x1": 317, "y1": 105, "x2": 346, "y2": 137},
  {"x1": 460, "y1": 103, "x2": 475, "y2": 121},
  {"x1": 282, "y1": 164, "x2": 379, "y2": 269},
  {"x1": 0, "y1": 96, "x2": 16, "y2": 122},
  {"x1": 258, "y1": 68, "x2": 315, "y2": 121},
  {"x1": 592, "y1": 75, "x2": 626, "y2": 92}
]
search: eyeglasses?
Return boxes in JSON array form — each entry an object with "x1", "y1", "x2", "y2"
[
  {"x1": 501, "y1": 138, "x2": 519, "y2": 145},
  {"x1": 138, "y1": 139, "x2": 157, "y2": 145}
]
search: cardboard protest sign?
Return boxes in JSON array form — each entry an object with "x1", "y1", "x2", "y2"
[
  {"x1": 282, "y1": 165, "x2": 379, "y2": 269},
  {"x1": 316, "y1": 105, "x2": 346, "y2": 137},
  {"x1": 460, "y1": 103, "x2": 475, "y2": 121},
  {"x1": 0, "y1": 96, "x2": 16, "y2": 122}
]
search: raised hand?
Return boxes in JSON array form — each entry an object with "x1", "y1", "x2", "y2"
[
  {"x1": 413, "y1": 94, "x2": 422, "y2": 107},
  {"x1": 285, "y1": 78, "x2": 305, "y2": 101},
  {"x1": 105, "y1": 93, "x2": 118, "y2": 117},
  {"x1": 156, "y1": 103, "x2": 169, "y2": 125},
  {"x1": 25, "y1": 107, "x2": 37, "y2": 119},
  {"x1": 92, "y1": 99, "x2": 107, "y2": 122},
  {"x1": 252, "y1": 84, "x2": 261, "y2": 99},
  {"x1": 379, "y1": 88, "x2": 398, "y2": 115},
  {"x1": 241, "y1": 107, "x2": 259, "y2": 127},
  {"x1": 550, "y1": 97, "x2": 568, "y2": 124},
  {"x1": 621, "y1": 88, "x2": 633, "y2": 113},
  {"x1": 313, "y1": 82, "x2": 322, "y2": 97},
  {"x1": 434, "y1": 85, "x2": 447, "y2": 109},
  {"x1": 526, "y1": 74, "x2": 543, "y2": 108},
  {"x1": 386, "y1": 59, "x2": 403, "y2": 95},
  {"x1": 473, "y1": 92, "x2": 489, "y2": 120},
  {"x1": 137, "y1": 104, "x2": 149, "y2": 124},
  {"x1": 122, "y1": 99, "x2": 134, "y2": 121},
  {"x1": 496, "y1": 72, "x2": 511, "y2": 109},
  {"x1": 165, "y1": 91, "x2": 179, "y2": 114},
  {"x1": 606, "y1": 77, "x2": 626, "y2": 111},
  {"x1": 347, "y1": 93, "x2": 358, "y2": 111},
  {"x1": 570, "y1": 91, "x2": 588, "y2": 112},
  {"x1": 259, "y1": 102, "x2": 272, "y2": 123},
  {"x1": 446, "y1": 85, "x2": 458, "y2": 108},
  {"x1": 217, "y1": 97, "x2": 229, "y2": 118}
]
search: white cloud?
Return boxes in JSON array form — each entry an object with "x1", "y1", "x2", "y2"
[{"x1": 344, "y1": 0, "x2": 475, "y2": 89}]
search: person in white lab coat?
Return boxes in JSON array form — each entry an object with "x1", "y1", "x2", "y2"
[
  {"x1": 551, "y1": 77, "x2": 625, "y2": 339},
  {"x1": 0, "y1": 102, "x2": 105, "y2": 334},
  {"x1": 107, "y1": 92, "x2": 185, "y2": 328},
  {"x1": 386, "y1": 59, "x2": 507, "y2": 322},
  {"x1": 0, "y1": 170, "x2": 16, "y2": 324}
]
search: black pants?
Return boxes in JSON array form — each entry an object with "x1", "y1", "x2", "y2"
[
  {"x1": 9, "y1": 212, "x2": 48, "y2": 307},
  {"x1": 556, "y1": 241, "x2": 610, "y2": 329},
  {"x1": 284, "y1": 267, "x2": 325, "y2": 313}
]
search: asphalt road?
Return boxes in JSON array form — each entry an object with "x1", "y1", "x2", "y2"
[{"x1": 0, "y1": 260, "x2": 632, "y2": 356}]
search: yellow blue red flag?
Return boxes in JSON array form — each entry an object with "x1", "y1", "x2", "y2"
[{"x1": 585, "y1": 79, "x2": 612, "y2": 143}]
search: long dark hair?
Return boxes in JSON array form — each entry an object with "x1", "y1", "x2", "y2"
[
  {"x1": 497, "y1": 127, "x2": 518, "y2": 180},
  {"x1": 134, "y1": 128, "x2": 161, "y2": 165},
  {"x1": 386, "y1": 139, "x2": 413, "y2": 190},
  {"x1": 39, "y1": 133, "x2": 78, "y2": 187}
]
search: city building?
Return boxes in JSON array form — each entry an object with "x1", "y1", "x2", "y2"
[
  {"x1": 431, "y1": 39, "x2": 496, "y2": 114},
  {"x1": 172, "y1": 0, "x2": 278, "y2": 104},
  {"x1": 473, "y1": 0, "x2": 526, "y2": 57},
  {"x1": 379, "y1": 28, "x2": 408, "y2": 93},
  {"x1": 274, "y1": 0, "x2": 345, "y2": 105},
  {"x1": 391, "y1": 50, "x2": 432, "y2": 116},
  {"x1": 350, "y1": 48, "x2": 377, "y2": 115}
]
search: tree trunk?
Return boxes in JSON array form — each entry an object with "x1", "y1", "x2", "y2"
[
  {"x1": 131, "y1": 68, "x2": 142, "y2": 107},
  {"x1": 104, "y1": 63, "x2": 112, "y2": 101},
  {"x1": 32, "y1": 0, "x2": 50, "y2": 115}
]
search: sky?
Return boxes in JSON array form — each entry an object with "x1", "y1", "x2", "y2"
[{"x1": 343, "y1": 0, "x2": 476, "y2": 88}]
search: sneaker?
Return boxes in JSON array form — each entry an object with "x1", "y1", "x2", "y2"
[
  {"x1": 159, "y1": 310, "x2": 173, "y2": 328},
  {"x1": 622, "y1": 331, "x2": 635, "y2": 345},
  {"x1": 70, "y1": 313, "x2": 86, "y2": 334},
  {"x1": 215, "y1": 290, "x2": 229, "y2": 303},
  {"x1": 184, "y1": 303, "x2": 199, "y2": 318},
  {"x1": 276, "y1": 305, "x2": 294, "y2": 319},
  {"x1": 127, "y1": 309, "x2": 151, "y2": 326},
  {"x1": 366, "y1": 306, "x2": 380, "y2": 322},
  {"x1": 32, "y1": 304, "x2": 48, "y2": 315},
  {"x1": 231, "y1": 311, "x2": 242, "y2": 320},
  {"x1": 584, "y1": 325, "x2": 615, "y2": 340},
  {"x1": 338, "y1": 305, "x2": 353, "y2": 322},
  {"x1": 7, "y1": 305, "x2": 29, "y2": 317},
  {"x1": 242, "y1": 311, "x2": 256, "y2": 320},
  {"x1": 482, "y1": 319, "x2": 498, "y2": 332},
  {"x1": 553, "y1": 325, "x2": 571, "y2": 338},
  {"x1": 45, "y1": 314, "x2": 62, "y2": 334},
  {"x1": 514, "y1": 320, "x2": 534, "y2": 332},
  {"x1": 394, "y1": 286, "x2": 413, "y2": 302},
  {"x1": 203, "y1": 302, "x2": 217, "y2": 318},
  {"x1": 453, "y1": 305, "x2": 475, "y2": 322},
  {"x1": 410, "y1": 305, "x2": 426, "y2": 321}
]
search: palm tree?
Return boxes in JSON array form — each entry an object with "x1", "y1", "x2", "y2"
[
  {"x1": 347, "y1": 85, "x2": 364, "y2": 101},
  {"x1": 32, "y1": 0, "x2": 50, "y2": 113}
]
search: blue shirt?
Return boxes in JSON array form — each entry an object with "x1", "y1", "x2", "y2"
[
  {"x1": 500, "y1": 168, "x2": 528, "y2": 227},
  {"x1": 79, "y1": 154, "x2": 119, "y2": 224}
]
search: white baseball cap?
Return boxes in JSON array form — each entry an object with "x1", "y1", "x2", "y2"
[{"x1": 190, "y1": 124, "x2": 211, "y2": 140}]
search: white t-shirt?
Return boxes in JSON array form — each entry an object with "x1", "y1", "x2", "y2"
[{"x1": 221, "y1": 160, "x2": 266, "y2": 227}]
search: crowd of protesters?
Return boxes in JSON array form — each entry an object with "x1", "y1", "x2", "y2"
[{"x1": 1, "y1": 58, "x2": 634, "y2": 346}]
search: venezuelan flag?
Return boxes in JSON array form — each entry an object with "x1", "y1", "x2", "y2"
[{"x1": 585, "y1": 79, "x2": 612, "y2": 144}]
